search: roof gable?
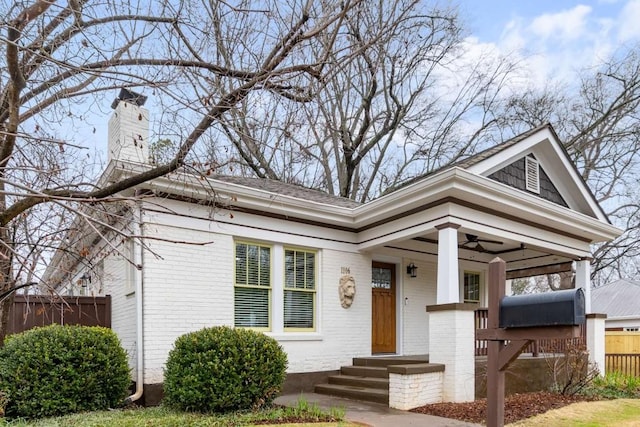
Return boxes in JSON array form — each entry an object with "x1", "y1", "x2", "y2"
[
  {"x1": 487, "y1": 155, "x2": 568, "y2": 208},
  {"x1": 463, "y1": 124, "x2": 608, "y2": 222}
]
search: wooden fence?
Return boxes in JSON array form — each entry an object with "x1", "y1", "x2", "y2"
[
  {"x1": 604, "y1": 331, "x2": 640, "y2": 377},
  {"x1": 605, "y1": 353, "x2": 640, "y2": 377},
  {"x1": 7, "y1": 295, "x2": 111, "y2": 335},
  {"x1": 475, "y1": 308, "x2": 586, "y2": 357}
]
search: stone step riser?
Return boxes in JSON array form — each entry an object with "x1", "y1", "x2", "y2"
[
  {"x1": 340, "y1": 366, "x2": 388, "y2": 378},
  {"x1": 314, "y1": 384, "x2": 388, "y2": 404},
  {"x1": 352, "y1": 356, "x2": 429, "y2": 367},
  {"x1": 328, "y1": 375, "x2": 389, "y2": 390}
]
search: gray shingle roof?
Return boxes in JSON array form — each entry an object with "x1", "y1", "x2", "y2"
[
  {"x1": 211, "y1": 175, "x2": 361, "y2": 209},
  {"x1": 592, "y1": 279, "x2": 640, "y2": 318}
]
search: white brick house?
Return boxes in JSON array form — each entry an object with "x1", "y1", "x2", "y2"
[{"x1": 45, "y1": 91, "x2": 621, "y2": 406}]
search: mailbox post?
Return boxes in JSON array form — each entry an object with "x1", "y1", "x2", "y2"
[{"x1": 478, "y1": 258, "x2": 584, "y2": 427}]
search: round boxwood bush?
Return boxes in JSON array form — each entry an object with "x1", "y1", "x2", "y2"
[
  {"x1": 164, "y1": 326, "x2": 288, "y2": 412},
  {"x1": 0, "y1": 324, "x2": 130, "y2": 419}
]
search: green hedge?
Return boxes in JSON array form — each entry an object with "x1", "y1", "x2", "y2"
[
  {"x1": 164, "y1": 326, "x2": 288, "y2": 412},
  {"x1": 0, "y1": 325, "x2": 130, "y2": 419}
]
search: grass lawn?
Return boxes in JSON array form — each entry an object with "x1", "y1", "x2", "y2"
[
  {"x1": 508, "y1": 399, "x2": 640, "y2": 427},
  {"x1": 0, "y1": 405, "x2": 360, "y2": 427}
]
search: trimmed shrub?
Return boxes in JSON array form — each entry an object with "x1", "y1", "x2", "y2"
[
  {"x1": 0, "y1": 325, "x2": 130, "y2": 419},
  {"x1": 164, "y1": 326, "x2": 288, "y2": 413},
  {"x1": 0, "y1": 390, "x2": 7, "y2": 418}
]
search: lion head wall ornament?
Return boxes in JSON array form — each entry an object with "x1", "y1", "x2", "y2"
[{"x1": 339, "y1": 274, "x2": 356, "y2": 308}]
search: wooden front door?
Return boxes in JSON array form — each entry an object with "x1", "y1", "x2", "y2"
[{"x1": 371, "y1": 262, "x2": 396, "y2": 353}]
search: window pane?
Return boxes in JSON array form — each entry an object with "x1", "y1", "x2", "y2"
[
  {"x1": 305, "y1": 253, "x2": 315, "y2": 289},
  {"x1": 285, "y1": 250, "x2": 294, "y2": 287},
  {"x1": 372, "y1": 267, "x2": 391, "y2": 289},
  {"x1": 235, "y1": 287, "x2": 269, "y2": 328},
  {"x1": 260, "y1": 246, "x2": 270, "y2": 286},
  {"x1": 295, "y1": 251, "x2": 305, "y2": 289},
  {"x1": 248, "y1": 245, "x2": 259, "y2": 286},
  {"x1": 235, "y1": 243, "x2": 247, "y2": 284},
  {"x1": 464, "y1": 272, "x2": 480, "y2": 302},
  {"x1": 284, "y1": 290, "x2": 314, "y2": 329}
]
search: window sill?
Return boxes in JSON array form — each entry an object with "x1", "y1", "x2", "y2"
[{"x1": 266, "y1": 332, "x2": 323, "y2": 342}]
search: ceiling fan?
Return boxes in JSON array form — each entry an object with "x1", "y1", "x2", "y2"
[{"x1": 460, "y1": 234, "x2": 503, "y2": 252}]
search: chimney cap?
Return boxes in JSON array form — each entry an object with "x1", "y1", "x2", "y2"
[{"x1": 110, "y1": 88, "x2": 148, "y2": 109}]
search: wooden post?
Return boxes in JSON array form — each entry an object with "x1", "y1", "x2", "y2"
[
  {"x1": 487, "y1": 257, "x2": 506, "y2": 427},
  {"x1": 481, "y1": 258, "x2": 581, "y2": 427}
]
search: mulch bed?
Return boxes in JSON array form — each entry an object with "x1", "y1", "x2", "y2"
[{"x1": 410, "y1": 392, "x2": 596, "y2": 424}]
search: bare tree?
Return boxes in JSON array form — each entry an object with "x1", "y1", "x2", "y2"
[
  {"x1": 206, "y1": 0, "x2": 517, "y2": 201},
  {"x1": 501, "y1": 47, "x2": 640, "y2": 285},
  {"x1": 0, "y1": 0, "x2": 364, "y2": 343}
]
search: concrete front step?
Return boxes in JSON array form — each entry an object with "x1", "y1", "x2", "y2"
[
  {"x1": 314, "y1": 383, "x2": 389, "y2": 404},
  {"x1": 340, "y1": 365, "x2": 388, "y2": 378},
  {"x1": 328, "y1": 374, "x2": 389, "y2": 390},
  {"x1": 352, "y1": 355, "x2": 429, "y2": 367}
]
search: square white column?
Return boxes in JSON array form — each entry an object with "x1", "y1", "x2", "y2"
[
  {"x1": 586, "y1": 314, "x2": 607, "y2": 376},
  {"x1": 575, "y1": 259, "x2": 591, "y2": 313},
  {"x1": 436, "y1": 223, "x2": 460, "y2": 304}
]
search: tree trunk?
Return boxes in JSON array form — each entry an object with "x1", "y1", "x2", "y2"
[{"x1": 0, "y1": 227, "x2": 13, "y2": 346}]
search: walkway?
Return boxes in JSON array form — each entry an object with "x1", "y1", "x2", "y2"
[{"x1": 274, "y1": 392, "x2": 481, "y2": 427}]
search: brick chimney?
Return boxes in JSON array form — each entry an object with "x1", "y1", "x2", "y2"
[{"x1": 108, "y1": 88, "x2": 149, "y2": 163}]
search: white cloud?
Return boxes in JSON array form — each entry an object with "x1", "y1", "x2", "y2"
[
  {"x1": 465, "y1": 2, "x2": 640, "y2": 89},
  {"x1": 529, "y1": 5, "x2": 592, "y2": 41},
  {"x1": 617, "y1": 0, "x2": 640, "y2": 41}
]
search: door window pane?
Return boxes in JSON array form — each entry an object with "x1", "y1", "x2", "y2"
[{"x1": 372, "y1": 267, "x2": 392, "y2": 289}]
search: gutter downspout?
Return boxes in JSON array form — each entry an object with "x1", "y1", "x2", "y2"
[{"x1": 126, "y1": 201, "x2": 144, "y2": 404}]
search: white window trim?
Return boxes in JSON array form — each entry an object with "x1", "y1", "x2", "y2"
[
  {"x1": 283, "y1": 247, "x2": 317, "y2": 332},
  {"x1": 525, "y1": 156, "x2": 540, "y2": 194},
  {"x1": 234, "y1": 241, "x2": 273, "y2": 331},
  {"x1": 235, "y1": 241, "x2": 320, "y2": 335}
]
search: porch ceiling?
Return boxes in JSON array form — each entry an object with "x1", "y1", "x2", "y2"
[{"x1": 382, "y1": 228, "x2": 576, "y2": 274}]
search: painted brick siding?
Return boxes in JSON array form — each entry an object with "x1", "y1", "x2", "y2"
[
  {"x1": 279, "y1": 249, "x2": 371, "y2": 373},
  {"x1": 428, "y1": 310, "x2": 475, "y2": 402},
  {"x1": 102, "y1": 251, "x2": 137, "y2": 376},
  {"x1": 138, "y1": 203, "x2": 370, "y2": 383},
  {"x1": 402, "y1": 260, "x2": 437, "y2": 355},
  {"x1": 389, "y1": 371, "x2": 444, "y2": 409},
  {"x1": 141, "y1": 223, "x2": 232, "y2": 383}
]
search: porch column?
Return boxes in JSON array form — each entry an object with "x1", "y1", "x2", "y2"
[
  {"x1": 586, "y1": 313, "x2": 607, "y2": 376},
  {"x1": 575, "y1": 258, "x2": 591, "y2": 313},
  {"x1": 436, "y1": 223, "x2": 460, "y2": 304},
  {"x1": 426, "y1": 303, "x2": 476, "y2": 402}
]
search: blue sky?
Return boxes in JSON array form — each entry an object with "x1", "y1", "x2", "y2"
[{"x1": 455, "y1": 0, "x2": 640, "y2": 86}]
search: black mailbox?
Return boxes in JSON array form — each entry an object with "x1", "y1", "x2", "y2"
[{"x1": 499, "y1": 288, "x2": 585, "y2": 328}]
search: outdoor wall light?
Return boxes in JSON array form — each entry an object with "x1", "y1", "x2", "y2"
[
  {"x1": 79, "y1": 272, "x2": 92, "y2": 288},
  {"x1": 406, "y1": 263, "x2": 418, "y2": 278}
]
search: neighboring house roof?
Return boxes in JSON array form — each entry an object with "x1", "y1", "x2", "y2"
[
  {"x1": 211, "y1": 175, "x2": 361, "y2": 209},
  {"x1": 592, "y1": 279, "x2": 640, "y2": 318}
]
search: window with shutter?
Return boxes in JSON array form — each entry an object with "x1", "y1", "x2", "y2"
[
  {"x1": 234, "y1": 242, "x2": 271, "y2": 329},
  {"x1": 525, "y1": 156, "x2": 540, "y2": 194},
  {"x1": 284, "y1": 248, "x2": 316, "y2": 331}
]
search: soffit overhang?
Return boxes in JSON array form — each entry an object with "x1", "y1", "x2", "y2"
[{"x1": 102, "y1": 161, "x2": 621, "y2": 247}]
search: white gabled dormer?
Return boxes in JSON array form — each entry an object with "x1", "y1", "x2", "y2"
[{"x1": 108, "y1": 89, "x2": 149, "y2": 164}]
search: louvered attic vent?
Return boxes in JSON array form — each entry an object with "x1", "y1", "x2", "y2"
[{"x1": 525, "y1": 156, "x2": 540, "y2": 194}]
